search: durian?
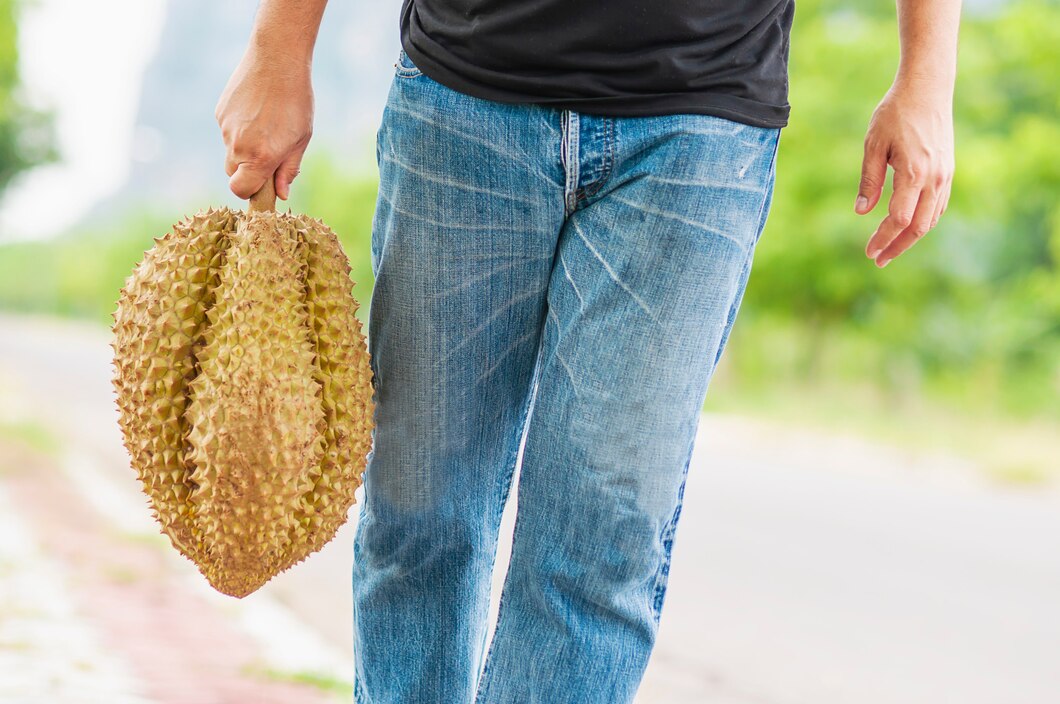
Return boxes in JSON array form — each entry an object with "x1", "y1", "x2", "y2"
[{"x1": 110, "y1": 192, "x2": 375, "y2": 598}]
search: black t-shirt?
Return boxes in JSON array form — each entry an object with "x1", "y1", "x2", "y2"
[{"x1": 398, "y1": 0, "x2": 794, "y2": 128}]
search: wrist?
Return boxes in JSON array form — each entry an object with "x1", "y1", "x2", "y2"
[
  {"x1": 243, "y1": 41, "x2": 313, "y2": 84},
  {"x1": 892, "y1": 66, "x2": 955, "y2": 103},
  {"x1": 248, "y1": 29, "x2": 315, "y2": 73},
  {"x1": 895, "y1": 56, "x2": 955, "y2": 87}
]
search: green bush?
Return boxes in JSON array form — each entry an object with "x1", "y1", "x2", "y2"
[
  {"x1": 720, "y1": 0, "x2": 1059, "y2": 419},
  {"x1": 0, "y1": 159, "x2": 379, "y2": 328}
]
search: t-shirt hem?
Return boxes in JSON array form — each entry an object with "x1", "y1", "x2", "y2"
[{"x1": 401, "y1": 40, "x2": 790, "y2": 130}]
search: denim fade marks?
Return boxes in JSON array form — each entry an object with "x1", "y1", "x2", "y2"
[{"x1": 353, "y1": 48, "x2": 781, "y2": 704}]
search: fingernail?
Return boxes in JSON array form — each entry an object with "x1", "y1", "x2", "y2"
[
  {"x1": 856, "y1": 195, "x2": 868, "y2": 212},
  {"x1": 878, "y1": 257, "x2": 890, "y2": 268},
  {"x1": 867, "y1": 246, "x2": 881, "y2": 258}
]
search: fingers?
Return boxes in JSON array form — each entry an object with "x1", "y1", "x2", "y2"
[
  {"x1": 217, "y1": 115, "x2": 299, "y2": 200},
  {"x1": 222, "y1": 135, "x2": 308, "y2": 201},
  {"x1": 224, "y1": 150, "x2": 239, "y2": 178},
  {"x1": 873, "y1": 185, "x2": 939, "y2": 267},
  {"x1": 856, "y1": 136, "x2": 888, "y2": 214},
  {"x1": 936, "y1": 189, "x2": 950, "y2": 225},
  {"x1": 864, "y1": 164, "x2": 921, "y2": 261},
  {"x1": 274, "y1": 149, "x2": 305, "y2": 201},
  {"x1": 864, "y1": 153, "x2": 954, "y2": 267},
  {"x1": 222, "y1": 137, "x2": 286, "y2": 200},
  {"x1": 930, "y1": 191, "x2": 946, "y2": 230},
  {"x1": 222, "y1": 136, "x2": 279, "y2": 199},
  {"x1": 228, "y1": 162, "x2": 274, "y2": 201},
  {"x1": 931, "y1": 176, "x2": 952, "y2": 230}
]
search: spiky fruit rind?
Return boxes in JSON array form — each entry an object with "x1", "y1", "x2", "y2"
[
  {"x1": 111, "y1": 207, "x2": 374, "y2": 598},
  {"x1": 111, "y1": 208, "x2": 237, "y2": 565},
  {"x1": 279, "y1": 214, "x2": 375, "y2": 569}
]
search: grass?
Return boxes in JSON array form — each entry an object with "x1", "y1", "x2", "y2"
[
  {"x1": 102, "y1": 565, "x2": 142, "y2": 585},
  {"x1": 107, "y1": 528, "x2": 171, "y2": 551},
  {"x1": 241, "y1": 660, "x2": 354, "y2": 698},
  {"x1": 705, "y1": 371, "x2": 1060, "y2": 488},
  {"x1": 0, "y1": 418, "x2": 60, "y2": 458},
  {"x1": 0, "y1": 640, "x2": 33, "y2": 652},
  {"x1": 698, "y1": 308, "x2": 1059, "y2": 489}
]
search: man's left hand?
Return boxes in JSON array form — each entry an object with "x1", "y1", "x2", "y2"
[{"x1": 856, "y1": 75, "x2": 955, "y2": 268}]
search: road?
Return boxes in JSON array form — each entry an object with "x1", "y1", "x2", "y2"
[{"x1": 1, "y1": 311, "x2": 1058, "y2": 703}]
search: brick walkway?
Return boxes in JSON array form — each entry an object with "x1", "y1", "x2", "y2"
[{"x1": 0, "y1": 440, "x2": 349, "y2": 704}]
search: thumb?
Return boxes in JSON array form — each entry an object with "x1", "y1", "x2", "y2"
[
  {"x1": 856, "y1": 139, "x2": 888, "y2": 215},
  {"x1": 229, "y1": 162, "x2": 275, "y2": 201},
  {"x1": 274, "y1": 149, "x2": 305, "y2": 202}
]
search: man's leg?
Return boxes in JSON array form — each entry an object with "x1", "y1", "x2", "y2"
[
  {"x1": 352, "y1": 55, "x2": 565, "y2": 703},
  {"x1": 473, "y1": 112, "x2": 781, "y2": 703}
]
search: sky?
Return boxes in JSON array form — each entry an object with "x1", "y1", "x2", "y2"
[{"x1": 0, "y1": 0, "x2": 167, "y2": 241}]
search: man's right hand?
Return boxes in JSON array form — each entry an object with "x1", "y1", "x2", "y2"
[{"x1": 215, "y1": 45, "x2": 314, "y2": 203}]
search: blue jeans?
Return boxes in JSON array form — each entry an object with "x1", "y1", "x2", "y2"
[{"x1": 352, "y1": 49, "x2": 781, "y2": 704}]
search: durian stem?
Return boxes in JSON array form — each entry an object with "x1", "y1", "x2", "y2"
[{"x1": 249, "y1": 177, "x2": 277, "y2": 213}]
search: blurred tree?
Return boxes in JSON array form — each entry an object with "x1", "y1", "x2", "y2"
[
  {"x1": 733, "y1": 0, "x2": 1059, "y2": 416},
  {"x1": 0, "y1": 0, "x2": 57, "y2": 196},
  {"x1": 0, "y1": 0, "x2": 1055, "y2": 421}
]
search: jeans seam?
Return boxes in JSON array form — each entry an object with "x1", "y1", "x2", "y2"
[
  {"x1": 579, "y1": 117, "x2": 615, "y2": 201},
  {"x1": 710, "y1": 130, "x2": 780, "y2": 373},
  {"x1": 749, "y1": 131, "x2": 781, "y2": 237},
  {"x1": 562, "y1": 110, "x2": 580, "y2": 218},
  {"x1": 650, "y1": 433, "x2": 695, "y2": 624}
]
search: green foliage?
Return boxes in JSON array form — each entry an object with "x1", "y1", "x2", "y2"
[
  {"x1": 722, "y1": 0, "x2": 1060, "y2": 419},
  {"x1": 0, "y1": 0, "x2": 57, "y2": 196},
  {"x1": 0, "y1": 208, "x2": 176, "y2": 324},
  {"x1": 0, "y1": 0, "x2": 1055, "y2": 431},
  {"x1": 241, "y1": 661, "x2": 353, "y2": 697},
  {"x1": 0, "y1": 417, "x2": 59, "y2": 456},
  {"x1": 0, "y1": 159, "x2": 378, "y2": 328}
]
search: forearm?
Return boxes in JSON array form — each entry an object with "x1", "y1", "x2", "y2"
[
  {"x1": 248, "y1": 0, "x2": 330, "y2": 69},
  {"x1": 216, "y1": 0, "x2": 328, "y2": 200},
  {"x1": 894, "y1": 0, "x2": 962, "y2": 95}
]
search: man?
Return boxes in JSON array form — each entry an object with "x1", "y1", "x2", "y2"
[{"x1": 216, "y1": 0, "x2": 958, "y2": 701}]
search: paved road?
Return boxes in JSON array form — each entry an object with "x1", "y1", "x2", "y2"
[{"x1": 1, "y1": 311, "x2": 1058, "y2": 703}]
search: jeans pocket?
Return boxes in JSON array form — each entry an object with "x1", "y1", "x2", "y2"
[{"x1": 394, "y1": 48, "x2": 423, "y2": 79}]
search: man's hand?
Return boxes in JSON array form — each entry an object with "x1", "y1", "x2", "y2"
[
  {"x1": 857, "y1": 0, "x2": 961, "y2": 268},
  {"x1": 216, "y1": 51, "x2": 313, "y2": 202},
  {"x1": 856, "y1": 77, "x2": 955, "y2": 268},
  {"x1": 215, "y1": 0, "x2": 329, "y2": 202}
]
